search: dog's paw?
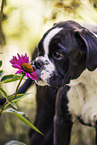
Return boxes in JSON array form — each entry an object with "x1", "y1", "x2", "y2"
[
  {"x1": 92, "y1": 114, "x2": 97, "y2": 126},
  {"x1": 81, "y1": 113, "x2": 97, "y2": 127},
  {"x1": 82, "y1": 102, "x2": 97, "y2": 127}
]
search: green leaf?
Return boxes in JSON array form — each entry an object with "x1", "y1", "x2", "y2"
[
  {"x1": 9, "y1": 102, "x2": 17, "y2": 109},
  {"x1": 0, "y1": 87, "x2": 7, "y2": 98},
  {"x1": 0, "y1": 60, "x2": 2, "y2": 67},
  {"x1": 1, "y1": 74, "x2": 21, "y2": 83},
  {"x1": 3, "y1": 108, "x2": 44, "y2": 135},
  {"x1": 0, "y1": 70, "x2": 3, "y2": 77},
  {"x1": 5, "y1": 140, "x2": 26, "y2": 145},
  {"x1": 3, "y1": 100, "x2": 18, "y2": 109},
  {"x1": 4, "y1": 93, "x2": 30, "y2": 109},
  {"x1": 8, "y1": 93, "x2": 30, "y2": 102}
]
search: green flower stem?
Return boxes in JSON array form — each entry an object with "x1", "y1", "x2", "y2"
[
  {"x1": 14, "y1": 75, "x2": 24, "y2": 99},
  {"x1": 0, "y1": 101, "x2": 8, "y2": 116}
]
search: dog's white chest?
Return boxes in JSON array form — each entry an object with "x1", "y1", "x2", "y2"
[{"x1": 67, "y1": 69, "x2": 97, "y2": 126}]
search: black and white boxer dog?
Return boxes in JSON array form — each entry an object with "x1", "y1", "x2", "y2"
[{"x1": 32, "y1": 20, "x2": 97, "y2": 145}]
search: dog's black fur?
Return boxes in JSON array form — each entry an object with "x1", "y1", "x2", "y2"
[
  {"x1": 32, "y1": 20, "x2": 97, "y2": 145},
  {"x1": 29, "y1": 85, "x2": 57, "y2": 145},
  {"x1": 0, "y1": 21, "x2": 97, "y2": 145}
]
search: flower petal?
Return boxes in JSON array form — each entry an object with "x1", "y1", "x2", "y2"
[
  {"x1": 15, "y1": 69, "x2": 22, "y2": 74},
  {"x1": 29, "y1": 71, "x2": 39, "y2": 80},
  {"x1": 29, "y1": 74, "x2": 38, "y2": 80},
  {"x1": 12, "y1": 64, "x2": 21, "y2": 69},
  {"x1": 17, "y1": 53, "x2": 24, "y2": 64},
  {"x1": 23, "y1": 53, "x2": 29, "y2": 63},
  {"x1": 25, "y1": 72, "x2": 29, "y2": 78},
  {"x1": 10, "y1": 60, "x2": 15, "y2": 64}
]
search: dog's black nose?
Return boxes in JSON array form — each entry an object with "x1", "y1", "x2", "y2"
[{"x1": 34, "y1": 59, "x2": 44, "y2": 69}]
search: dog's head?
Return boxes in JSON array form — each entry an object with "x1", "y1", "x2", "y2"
[{"x1": 32, "y1": 20, "x2": 97, "y2": 87}]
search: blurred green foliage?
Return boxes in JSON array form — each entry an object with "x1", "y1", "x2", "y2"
[{"x1": 0, "y1": 0, "x2": 97, "y2": 145}]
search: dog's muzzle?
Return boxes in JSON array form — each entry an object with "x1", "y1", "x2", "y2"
[{"x1": 31, "y1": 59, "x2": 63, "y2": 87}]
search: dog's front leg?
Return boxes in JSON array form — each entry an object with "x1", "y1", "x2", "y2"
[
  {"x1": 95, "y1": 129, "x2": 97, "y2": 145},
  {"x1": 54, "y1": 86, "x2": 73, "y2": 145}
]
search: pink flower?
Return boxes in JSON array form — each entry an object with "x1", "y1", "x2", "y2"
[{"x1": 10, "y1": 53, "x2": 38, "y2": 80}]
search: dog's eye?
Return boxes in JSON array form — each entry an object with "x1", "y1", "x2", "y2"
[{"x1": 53, "y1": 51, "x2": 63, "y2": 60}]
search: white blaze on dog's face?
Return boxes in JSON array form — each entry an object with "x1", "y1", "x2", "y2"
[{"x1": 34, "y1": 27, "x2": 63, "y2": 86}]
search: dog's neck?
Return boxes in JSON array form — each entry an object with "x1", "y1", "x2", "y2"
[
  {"x1": 67, "y1": 69, "x2": 97, "y2": 125},
  {"x1": 68, "y1": 68, "x2": 97, "y2": 88},
  {"x1": 68, "y1": 69, "x2": 97, "y2": 102}
]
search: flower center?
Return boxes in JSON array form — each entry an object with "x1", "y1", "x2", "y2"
[{"x1": 21, "y1": 63, "x2": 33, "y2": 73}]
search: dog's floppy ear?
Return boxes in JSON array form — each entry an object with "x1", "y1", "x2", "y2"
[{"x1": 74, "y1": 28, "x2": 97, "y2": 71}]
